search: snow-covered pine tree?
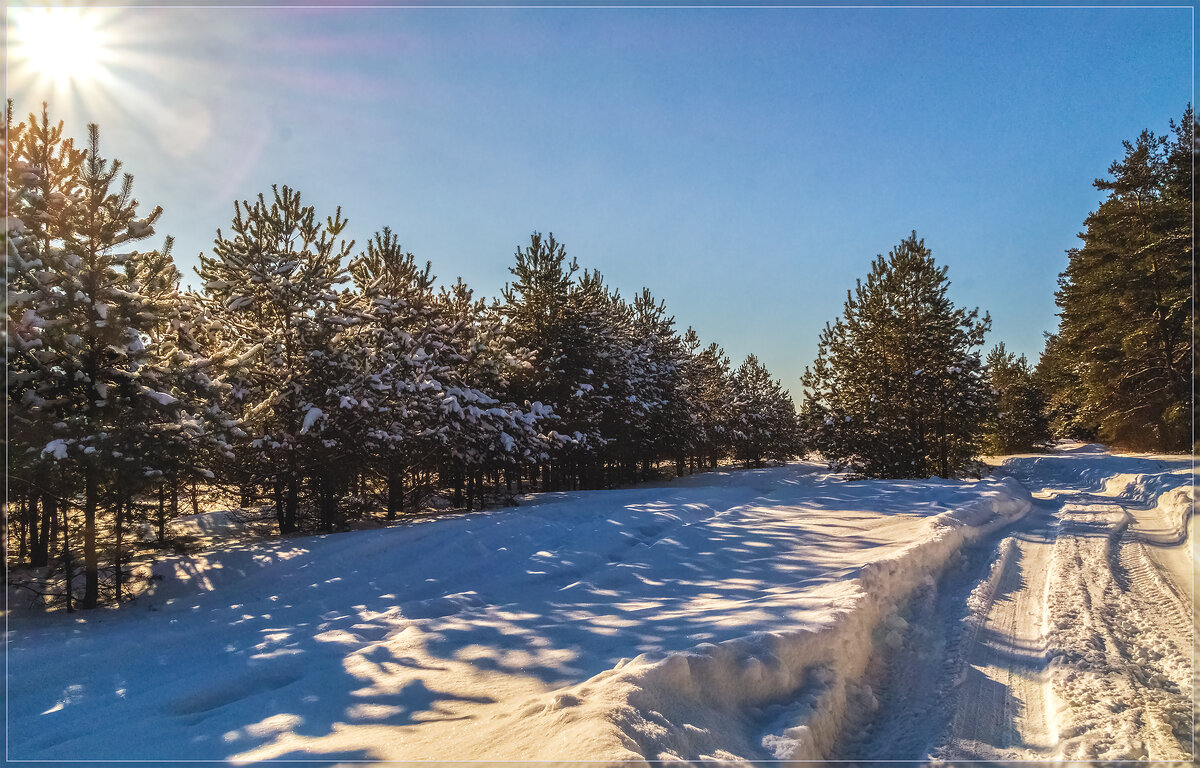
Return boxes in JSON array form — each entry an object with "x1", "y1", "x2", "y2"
[
  {"x1": 350, "y1": 231, "x2": 549, "y2": 514},
  {"x1": 62, "y1": 123, "x2": 180, "y2": 607},
  {"x1": 626, "y1": 289, "x2": 689, "y2": 477},
  {"x1": 982, "y1": 343, "x2": 1051, "y2": 455},
  {"x1": 729, "y1": 354, "x2": 800, "y2": 466},
  {"x1": 5, "y1": 103, "x2": 84, "y2": 576},
  {"x1": 678, "y1": 332, "x2": 735, "y2": 470},
  {"x1": 669, "y1": 328, "x2": 706, "y2": 473},
  {"x1": 197, "y1": 185, "x2": 355, "y2": 533},
  {"x1": 7, "y1": 114, "x2": 193, "y2": 607},
  {"x1": 433, "y1": 278, "x2": 549, "y2": 506},
  {"x1": 126, "y1": 242, "x2": 236, "y2": 547},
  {"x1": 500, "y1": 233, "x2": 615, "y2": 489},
  {"x1": 570, "y1": 271, "x2": 634, "y2": 485},
  {"x1": 349, "y1": 227, "x2": 445, "y2": 516},
  {"x1": 301, "y1": 286, "x2": 374, "y2": 531},
  {"x1": 801, "y1": 232, "x2": 991, "y2": 478},
  {"x1": 97, "y1": 237, "x2": 233, "y2": 596},
  {"x1": 437, "y1": 278, "x2": 532, "y2": 400},
  {"x1": 1046, "y1": 107, "x2": 1194, "y2": 450}
]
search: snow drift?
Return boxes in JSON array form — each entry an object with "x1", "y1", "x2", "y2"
[
  {"x1": 471, "y1": 476, "x2": 1033, "y2": 762},
  {"x1": 7, "y1": 463, "x2": 1031, "y2": 763}
]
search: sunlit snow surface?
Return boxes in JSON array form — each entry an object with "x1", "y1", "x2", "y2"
[{"x1": 7, "y1": 462, "x2": 1030, "y2": 762}]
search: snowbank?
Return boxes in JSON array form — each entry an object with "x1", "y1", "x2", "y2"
[
  {"x1": 7, "y1": 464, "x2": 1031, "y2": 763},
  {"x1": 1148, "y1": 484, "x2": 1195, "y2": 549},
  {"x1": 453, "y1": 476, "x2": 1032, "y2": 761}
]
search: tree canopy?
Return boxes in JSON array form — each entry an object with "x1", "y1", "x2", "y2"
[
  {"x1": 801, "y1": 232, "x2": 991, "y2": 478},
  {"x1": 1039, "y1": 106, "x2": 1195, "y2": 451}
]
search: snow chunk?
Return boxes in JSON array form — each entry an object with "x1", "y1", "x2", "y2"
[
  {"x1": 300, "y1": 407, "x2": 325, "y2": 434},
  {"x1": 141, "y1": 387, "x2": 179, "y2": 406},
  {"x1": 42, "y1": 439, "x2": 69, "y2": 460}
]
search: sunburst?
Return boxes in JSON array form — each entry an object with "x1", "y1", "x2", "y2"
[{"x1": 9, "y1": 7, "x2": 114, "y2": 90}]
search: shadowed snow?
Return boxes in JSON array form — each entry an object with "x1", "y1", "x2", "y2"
[{"x1": 8, "y1": 461, "x2": 1031, "y2": 762}]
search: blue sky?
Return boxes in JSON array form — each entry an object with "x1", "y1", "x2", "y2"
[{"x1": 7, "y1": 3, "x2": 1193, "y2": 399}]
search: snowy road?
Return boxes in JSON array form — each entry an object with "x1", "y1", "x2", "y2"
[
  {"x1": 929, "y1": 446, "x2": 1195, "y2": 761},
  {"x1": 944, "y1": 504, "x2": 1058, "y2": 758},
  {"x1": 6, "y1": 446, "x2": 1193, "y2": 763}
]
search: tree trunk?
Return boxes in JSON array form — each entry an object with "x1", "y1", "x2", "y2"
[
  {"x1": 274, "y1": 480, "x2": 285, "y2": 532},
  {"x1": 387, "y1": 464, "x2": 403, "y2": 520},
  {"x1": 157, "y1": 484, "x2": 167, "y2": 544},
  {"x1": 29, "y1": 493, "x2": 46, "y2": 567},
  {"x1": 937, "y1": 414, "x2": 949, "y2": 478},
  {"x1": 61, "y1": 499, "x2": 73, "y2": 614},
  {"x1": 283, "y1": 474, "x2": 299, "y2": 534},
  {"x1": 190, "y1": 481, "x2": 199, "y2": 515},
  {"x1": 114, "y1": 493, "x2": 127, "y2": 602},
  {"x1": 16, "y1": 491, "x2": 28, "y2": 564},
  {"x1": 81, "y1": 465, "x2": 99, "y2": 609},
  {"x1": 44, "y1": 495, "x2": 57, "y2": 564},
  {"x1": 318, "y1": 472, "x2": 338, "y2": 532}
]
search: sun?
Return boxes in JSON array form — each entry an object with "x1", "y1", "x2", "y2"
[{"x1": 10, "y1": 7, "x2": 112, "y2": 87}]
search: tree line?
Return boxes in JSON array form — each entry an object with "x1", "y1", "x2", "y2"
[
  {"x1": 5, "y1": 102, "x2": 1193, "y2": 610},
  {"x1": 1037, "y1": 106, "x2": 1195, "y2": 451},
  {"x1": 5, "y1": 104, "x2": 799, "y2": 609},
  {"x1": 801, "y1": 106, "x2": 1194, "y2": 473}
]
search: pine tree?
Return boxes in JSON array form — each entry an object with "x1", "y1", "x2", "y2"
[
  {"x1": 730, "y1": 354, "x2": 800, "y2": 466},
  {"x1": 5, "y1": 102, "x2": 84, "y2": 576},
  {"x1": 102, "y1": 239, "x2": 233, "y2": 594},
  {"x1": 6, "y1": 111, "x2": 189, "y2": 607},
  {"x1": 1033, "y1": 332, "x2": 1098, "y2": 442},
  {"x1": 197, "y1": 185, "x2": 355, "y2": 533},
  {"x1": 682, "y1": 334, "x2": 736, "y2": 469},
  {"x1": 500, "y1": 233, "x2": 614, "y2": 487},
  {"x1": 982, "y1": 343, "x2": 1051, "y2": 454},
  {"x1": 350, "y1": 232, "x2": 548, "y2": 515},
  {"x1": 1046, "y1": 106, "x2": 1194, "y2": 450},
  {"x1": 801, "y1": 232, "x2": 991, "y2": 478},
  {"x1": 433, "y1": 278, "x2": 550, "y2": 505},
  {"x1": 623, "y1": 289, "x2": 689, "y2": 478},
  {"x1": 349, "y1": 228, "x2": 445, "y2": 516}
]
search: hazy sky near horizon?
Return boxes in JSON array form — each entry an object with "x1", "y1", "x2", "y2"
[{"x1": 7, "y1": 3, "x2": 1192, "y2": 399}]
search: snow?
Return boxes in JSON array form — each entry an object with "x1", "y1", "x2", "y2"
[
  {"x1": 7, "y1": 462, "x2": 1029, "y2": 762},
  {"x1": 41, "y1": 438, "x2": 69, "y2": 460},
  {"x1": 140, "y1": 386, "x2": 179, "y2": 406},
  {"x1": 299, "y1": 406, "x2": 324, "y2": 434},
  {"x1": 933, "y1": 444, "x2": 1195, "y2": 761},
  {"x1": 13, "y1": 446, "x2": 1188, "y2": 762},
  {"x1": 168, "y1": 510, "x2": 248, "y2": 539}
]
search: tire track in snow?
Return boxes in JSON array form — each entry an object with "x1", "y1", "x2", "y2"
[
  {"x1": 936, "y1": 500, "x2": 1058, "y2": 760},
  {"x1": 1043, "y1": 501, "x2": 1192, "y2": 760},
  {"x1": 926, "y1": 450, "x2": 1194, "y2": 762}
]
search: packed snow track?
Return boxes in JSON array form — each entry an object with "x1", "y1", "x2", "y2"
[{"x1": 926, "y1": 445, "x2": 1193, "y2": 761}]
